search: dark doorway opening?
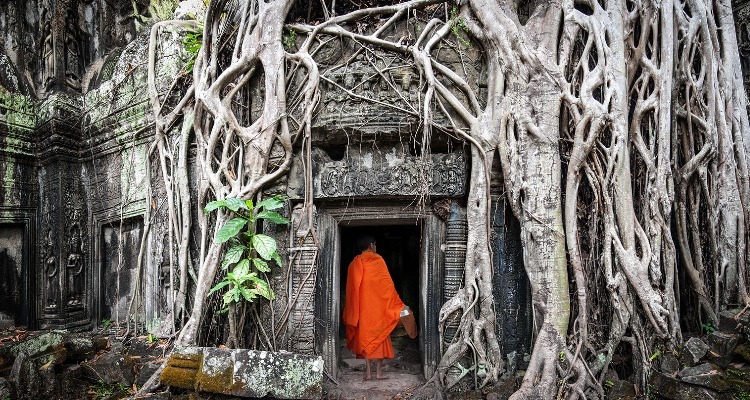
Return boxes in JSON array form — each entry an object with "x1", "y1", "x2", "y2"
[
  {"x1": 0, "y1": 224, "x2": 25, "y2": 328},
  {"x1": 338, "y1": 223, "x2": 423, "y2": 376}
]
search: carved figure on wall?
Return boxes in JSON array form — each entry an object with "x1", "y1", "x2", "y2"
[
  {"x1": 64, "y1": 11, "x2": 81, "y2": 83},
  {"x1": 66, "y1": 225, "x2": 84, "y2": 307},
  {"x1": 44, "y1": 230, "x2": 58, "y2": 310},
  {"x1": 158, "y1": 235, "x2": 172, "y2": 312},
  {"x1": 42, "y1": 21, "x2": 54, "y2": 88}
]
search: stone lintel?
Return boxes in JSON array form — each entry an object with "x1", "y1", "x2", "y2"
[{"x1": 161, "y1": 347, "x2": 324, "y2": 399}]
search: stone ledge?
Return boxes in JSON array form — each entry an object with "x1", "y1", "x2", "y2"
[{"x1": 161, "y1": 347, "x2": 324, "y2": 399}]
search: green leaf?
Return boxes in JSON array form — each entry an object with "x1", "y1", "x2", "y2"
[
  {"x1": 209, "y1": 280, "x2": 231, "y2": 295},
  {"x1": 245, "y1": 199, "x2": 254, "y2": 209},
  {"x1": 223, "y1": 290, "x2": 234, "y2": 306},
  {"x1": 257, "y1": 196, "x2": 286, "y2": 211},
  {"x1": 254, "y1": 279, "x2": 274, "y2": 300},
  {"x1": 222, "y1": 245, "x2": 246, "y2": 270},
  {"x1": 251, "y1": 234, "x2": 277, "y2": 260},
  {"x1": 271, "y1": 251, "x2": 282, "y2": 267},
  {"x1": 252, "y1": 258, "x2": 270, "y2": 272},
  {"x1": 239, "y1": 286, "x2": 254, "y2": 302},
  {"x1": 204, "y1": 200, "x2": 227, "y2": 213},
  {"x1": 226, "y1": 198, "x2": 249, "y2": 212},
  {"x1": 256, "y1": 211, "x2": 289, "y2": 225},
  {"x1": 233, "y1": 259, "x2": 250, "y2": 277},
  {"x1": 216, "y1": 218, "x2": 248, "y2": 243}
]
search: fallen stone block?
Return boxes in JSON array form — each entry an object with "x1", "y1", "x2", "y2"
[
  {"x1": 605, "y1": 379, "x2": 636, "y2": 399},
  {"x1": 680, "y1": 371, "x2": 731, "y2": 392},
  {"x1": 63, "y1": 333, "x2": 108, "y2": 362},
  {"x1": 11, "y1": 331, "x2": 67, "y2": 368},
  {"x1": 734, "y1": 342, "x2": 750, "y2": 363},
  {"x1": 650, "y1": 372, "x2": 720, "y2": 400},
  {"x1": 719, "y1": 309, "x2": 750, "y2": 332},
  {"x1": 706, "y1": 331, "x2": 742, "y2": 368},
  {"x1": 161, "y1": 347, "x2": 324, "y2": 399},
  {"x1": 658, "y1": 353, "x2": 680, "y2": 375},
  {"x1": 678, "y1": 363, "x2": 715, "y2": 379},
  {"x1": 83, "y1": 351, "x2": 135, "y2": 386},
  {"x1": 681, "y1": 337, "x2": 709, "y2": 366}
]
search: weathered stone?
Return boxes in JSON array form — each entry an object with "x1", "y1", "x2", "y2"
[
  {"x1": 161, "y1": 347, "x2": 324, "y2": 399},
  {"x1": 55, "y1": 365, "x2": 88, "y2": 400},
  {"x1": 83, "y1": 351, "x2": 135, "y2": 386},
  {"x1": 8, "y1": 350, "x2": 58, "y2": 400},
  {"x1": 734, "y1": 342, "x2": 750, "y2": 363},
  {"x1": 678, "y1": 363, "x2": 715, "y2": 378},
  {"x1": 63, "y1": 333, "x2": 107, "y2": 362},
  {"x1": 650, "y1": 372, "x2": 720, "y2": 400},
  {"x1": 681, "y1": 371, "x2": 731, "y2": 392},
  {"x1": 681, "y1": 338, "x2": 710, "y2": 366},
  {"x1": 659, "y1": 353, "x2": 681, "y2": 375},
  {"x1": 137, "y1": 362, "x2": 162, "y2": 387},
  {"x1": 606, "y1": 380, "x2": 637, "y2": 400},
  {"x1": 719, "y1": 309, "x2": 750, "y2": 332},
  {"x1": 10, "y1": 332, "x2": 65, "y2": 360},
  {"x1": 706, "y1": 331, "x2": 742, "y2": 368},
  {"x1": 0, "y1": 377, "x2": 14, "y2": 400}
]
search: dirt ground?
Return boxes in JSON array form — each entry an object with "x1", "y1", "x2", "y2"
[{"x1": 324, "y1": 327, "x2": 424, "y2": 400}]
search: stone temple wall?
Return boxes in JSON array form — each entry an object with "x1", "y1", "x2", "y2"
[{"x1": 0, "y1": 0, "x2": 557, "y2": 376}]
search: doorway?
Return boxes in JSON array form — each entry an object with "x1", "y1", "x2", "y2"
[
  {"x1": 338, "y1": 224, "x2": 422, "y2": 376},
  {"x1": 314, "y1": 204, "x2": 445, "y2": 380}
]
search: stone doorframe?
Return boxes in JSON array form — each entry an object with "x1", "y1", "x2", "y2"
[{"x1": 314, "y1": 202, "x2": 445, "y2": 378}]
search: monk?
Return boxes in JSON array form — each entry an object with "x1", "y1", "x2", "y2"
[{"x1": 343, "y1": 235, "x2": 406, "y2": 380}]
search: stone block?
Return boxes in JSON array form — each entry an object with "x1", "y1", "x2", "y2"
[
  {"x1": 734, "y1": 342, "x2": 750, "y2": 363},
  {"x1": 161, "y1": 347, "x2": 324, "y2": 399},
  {"x1": 681, "y1": 337, "x2": 709, "y2": 366},
  {"x1": 681, "y1": 372, "x2": 731, "y2": 392},
  {"x1": 658, "y1": 353, "x2": 680, "y2": 375},
  {"x1": 605, "y1": 380, "x2": 637, "y2": 400},
  {"x1": 650, "y1": 372, "x2": 719, "y2": 400},
  {"x1": 10, "y1": 332, "x2": 65, "y2": 361},
  {"x1": 63, "y1": 334, "x2": 102, "y2": 362},
  {"x1": 0, "y1": 377, "x2": 13, "y2": 400},
  {"x1": 678, "y1": 363, "x2": 715, "y2": 379},
  {"x1": 706, "y1": 331, "x2": 742, "y2": 368},
  {"x1": 719, "y1": 309, "x2": 750, "y2": 332},
  {"x1": 83, "y1": 351, "x2": 135, "y2": 386},
  {"x1": 137, "y1": 362, "x2": 162, "y2": 387}
]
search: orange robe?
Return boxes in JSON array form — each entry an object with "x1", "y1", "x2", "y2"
[{"x1": 342, "y1": 250, "x2": 405, "y2": 359}]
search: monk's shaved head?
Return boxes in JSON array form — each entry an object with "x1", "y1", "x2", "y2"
[{"x1": 356, "y1": 235, "x2": 376, "y2": 252}]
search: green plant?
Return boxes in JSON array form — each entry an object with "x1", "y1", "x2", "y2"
[
  {"x1": 183, "y1": 29, "x2": 204, "y2": 74},
  {"x1": 147, "y1": 333, "x2": 158, "y2": 344},
  {"x1": 206, "y1": 195, "x2": 289, "y2": 313},
  {"x1": 649, "y1": 350, "x2": 661, "y2": 361},
  {"x1": 604, "y1": 380, "x2": 614, "y2": 389},
  {"x1": 701, "y1": 322, "x2": 716, "y2": 334},
  {"x1": 89, "y1": 380, "x2": 115, "y2": 399},
  {"x1": 283, "y1": 29, "x2": 297, "y2": 51},
  {"x1": 449, "y1": 6, "x2": 471, "y2": 48},
  {"x1": 101, "y1": 319, "x2": 111, "y2": 330}
]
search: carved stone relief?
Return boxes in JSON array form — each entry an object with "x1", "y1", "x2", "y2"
[
  {"x1": 101, "y1": 217, "x2": 143, "y2": 323},
  {"x1": 288, "y1": 204, "x2": 318, "y2": 355},
  {"x1": 43, "y1": 229, "x2": 57, "y2": 311},
  {"x1": 65, "y1": 224, "x2": 84, "y2": 308},
  {"x1": 288, "y1": 146, "x2": 466, "y2": 200}
]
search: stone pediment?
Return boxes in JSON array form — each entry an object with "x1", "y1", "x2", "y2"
[{"x1": 287, "y1": 146, "x2": 466, "y2": 199}]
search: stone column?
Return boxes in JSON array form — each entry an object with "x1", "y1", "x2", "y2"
[
  {"x1": 288, "y1": 205, "x2": 318, "y2": 355},
  {"x1": 442, "y1": 202, "x2": 466, "y2": 346}
]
